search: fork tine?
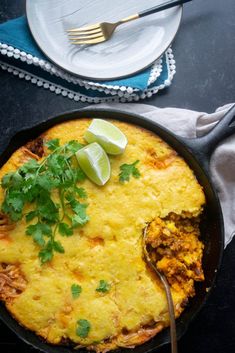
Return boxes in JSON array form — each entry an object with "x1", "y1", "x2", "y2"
[
  {"x1": 69, "y1": 32, "x2": 104, "y2": 40},
  {"x1": 68, "y1": 28, "x2": 102, "y2": 36},
  {"x1": 70, "y1": 36, "x2": 105, "y2": 45},
  {"x1": 67, "y1": 23, "x2": 101, "y2": 33}
]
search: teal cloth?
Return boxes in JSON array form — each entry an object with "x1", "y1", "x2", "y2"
[{"x1": 0, "y1": 16, "x2": 170, "y2": 94}]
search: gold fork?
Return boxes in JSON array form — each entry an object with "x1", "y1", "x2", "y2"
[{"x1": 67, "y1": 0, "x2": 192, "y2": 45}]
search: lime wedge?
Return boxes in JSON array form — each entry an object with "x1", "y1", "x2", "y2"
[
  {"x1": 76, "y1": 142, "x2": 111, "y2": 186},
  {"x1": 84, "y1": 119, "x2": 128, "y2": 155}
]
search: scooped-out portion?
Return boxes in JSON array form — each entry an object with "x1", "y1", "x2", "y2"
[
  {"x1": 0, "y1": 118, "x2": 205, "y2": 352},
  {"x1": 146, "y1": 213, "x2": 204, "y2": 300}
]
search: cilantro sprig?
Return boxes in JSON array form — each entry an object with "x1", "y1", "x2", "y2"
[
  {"x1": 71, "y1": 284, "x2": 82, "y2": 299},
  {"x1": 0, "y1": 139, "x2": 89, "y2": 264},
  {"x1": 119, "y1": 160, "x2": 141, "y2": 183},
  {"x1": 96, "y1": 280, "x2": 111, "y2": 293},
  {"x1": 76, "y1": 319, "x2": 91, "y2": 338}
]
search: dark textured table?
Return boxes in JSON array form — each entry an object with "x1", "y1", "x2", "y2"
[{"x1": 0, "y1": 1, "x2": 235, "y2": 353}]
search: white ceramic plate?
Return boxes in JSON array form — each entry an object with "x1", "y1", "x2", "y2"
[{"x1": 26, "y1": 0, "x2": 182, "y2": 81}]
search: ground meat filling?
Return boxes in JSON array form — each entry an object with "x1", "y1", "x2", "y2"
[
  {"x1": 0, "y1": 263, "x2": 27, "y2": 301},
  {"x1": 25, "y1": 137, "x2": 44, "y2": 158},
  {"x1": 146, "y1": 213, "x2": 204, "y2": 297}
]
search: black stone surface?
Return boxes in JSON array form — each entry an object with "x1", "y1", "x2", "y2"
[{"x1": 0, "y1": 0, "x2": 235, "y2": 353}]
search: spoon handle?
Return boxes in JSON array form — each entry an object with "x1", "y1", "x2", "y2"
[
  {"x1": 159, "y1": 272, "x2": 178, "y2": 353},
  {"x1": 139, "y1": 0, "x2": 192, "y2": 18},
  {"x1": 143, "y1": 226, "x2": 178, "y2": 353}
]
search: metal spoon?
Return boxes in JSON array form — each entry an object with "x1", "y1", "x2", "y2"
[{"x1": 143, "y1": 225, "x2": 178, "y2": 353}]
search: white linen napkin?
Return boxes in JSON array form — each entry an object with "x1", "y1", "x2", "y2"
[{"x1": 96, "y1": 103, "x2": 235, "y2": 247}]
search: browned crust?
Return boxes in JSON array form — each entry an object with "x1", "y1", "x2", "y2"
[{"x1": 145, "y1": 147, "x2": 177, "y2": 169}]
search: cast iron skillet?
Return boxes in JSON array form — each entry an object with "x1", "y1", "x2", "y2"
[{"x1": 0, "y1": 105, "x2": 235, "y2": 353}]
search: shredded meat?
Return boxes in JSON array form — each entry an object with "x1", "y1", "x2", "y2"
[
  {"x1": 13, "y1": 137, "x2": 44, "y2": 167},
  {"x1": 87, "y1": 324, "x2": 164, "y2": 353},
  {"x1": 146, "y1": 213, "x2": 204, "y2": 297},
  {"x1": 25, "y1": 137, "x2": 44, "y2": 158},
  {"x1": 21, "y1": 147, "x2": 40, "y2": 161},
  {"x1": 0, "y1": 263, "x2": 27, "y2": 301},
  {"x1": 14, "y1": 146, "x2": 41, "y2": 168},
  {"x1": 0, "y1": 212, "x2": 15, "y2": 239}
]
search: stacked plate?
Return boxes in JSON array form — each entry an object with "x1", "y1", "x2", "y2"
[{"x1": 26, "y1": 0, "x2": 181, "y2": 81}]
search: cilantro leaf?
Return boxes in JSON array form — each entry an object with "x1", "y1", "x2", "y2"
[
  {"x1": 96, "y1": 280, "x2": 111, "y2": 293},
  {"x1": 39, "y1": 249, "x2": 53, "y2": 263},
  {"x1": 11, "y1": 211, "x2": 23, "y2": 222},
  {"x1": 58, "y1": 222, "x2": 73, "y2": 237},
  {"x1": 11, "y1": 173, "x2": 24, "y2": 189},
  {"x1": 74, "y1": 187, "x2": 87, "y2": 199},
  {"x1": 26, "y1": 222, "x2": 52, "y2": 236},
  {"x1": 1, "y1": 190, "x2": 25, "y2": 221},
  {"x1": 72, "y1": 213, "x2": 89, "y2": 227},
  {"x1": 66, "y1": 193, "x2": 79, "y2": 206},
  {"x1": 53, "y1": 240, "x2": 65, "y2": 253},
  {"x1": 75, "y1": 168, "x2": 86, "y2": 182},
  {"x1": 76, "y1": 319, "x2": 91, "y2": 338},
  {"x1": 37, "y1": 192, "x2": 59, "y2": 223},
  {"x1": 1, "y1": 199, "x2": 22, "y2": 221},
  {"x1": 19, "y1": 159, "x2": 40, "y2": 174},
  {"x1": 26, "y1": 210, "x2": 38, "y2": 222},
  {"x1": 45, "y1": 139, "x2": 60, "y2": 151},
  {"x1": 37, "y1": 173, "x2": 59, "y2": 191},
  {"x1": 6, "y1": 190, "x2": 25, "y2": 212},
  {"x1": 66, "y1": 141, "x2": 85, "y2": 154},
  {"x1": 119, "y1": 160, "x2": 141, "y2": 183},
  {"x1": 26, "y1": 223, "x2": 52, "y2": 247},
  {"x1": 1, "y1": 172, "x2": 15, "y2": 189},
  {"x1": 23, "y1": 184, "x2": 40, "y2": 203},
  {"x1": 66, "y1": 194, "x2": 89, "y2": 227},
  {"x1": 47, "y1": 154, "x2": 67, "y2": 175},
  {"x1": 61, "y1": 169, "x2": 77, "y2": 188},
  {"x1": 21, "y1": 171, "x2": 38, "y2": 193},
  {"x1": 1, "y1": 171, "x2": 23, "y2": 189},
  {"x1": 39, "y1": 242, "x2": 53, "y2": 264},
  {"x1": 71, "y1": 284, "x2": 82, "y2": 299}
]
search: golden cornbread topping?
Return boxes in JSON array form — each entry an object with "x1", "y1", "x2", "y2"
[{"x1": 0, "y1": 119, "x2": 206, "y2": 351}]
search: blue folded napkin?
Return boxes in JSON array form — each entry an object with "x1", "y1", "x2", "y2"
[{"x1": 0, "y1": 16, "x2": 176, "y2": 103}]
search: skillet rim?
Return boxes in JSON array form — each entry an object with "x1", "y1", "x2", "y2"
[{"x1": 0, "y1": 107, "x2": 224, "y2": 353}]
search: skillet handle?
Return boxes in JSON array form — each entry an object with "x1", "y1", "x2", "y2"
[{"x1": 183, "y1": 104, "x2": 235, "y2": 169}]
